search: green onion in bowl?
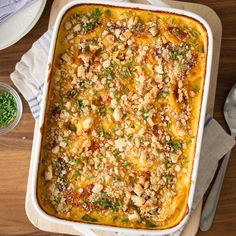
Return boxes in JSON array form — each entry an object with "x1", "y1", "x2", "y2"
[{"x1": 0, "y1": 82, "x2": 22, "y2": 135}]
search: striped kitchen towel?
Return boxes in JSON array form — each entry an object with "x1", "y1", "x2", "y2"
[
  {"x1": 11, "y1": 29, "x2": 52, "y2": 120},
  {"x1": 10, "y1": 28, "x2": 235, "y2": 236}
]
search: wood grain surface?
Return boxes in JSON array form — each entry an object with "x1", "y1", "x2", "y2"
[{"x1": 0, "y1": 0, "x2": 235, "y2": 236}]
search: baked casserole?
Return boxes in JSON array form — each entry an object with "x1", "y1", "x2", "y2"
[{"x1": 37, "y1": 4, "x2": 208, "y2": 229}]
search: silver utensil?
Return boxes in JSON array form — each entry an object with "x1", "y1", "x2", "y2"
[{"x1": 200, "y1": 83, "x2": 236, "y2": 231}]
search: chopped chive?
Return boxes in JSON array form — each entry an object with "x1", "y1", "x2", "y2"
[
  {"x1": 167, "y1": 120, "x2": 171, "y2": 128},
  {"x1": 122, "y1": 214, "x2": 129, "y2": 222},
  {"x1": 195, "y1": 84, "x2": 200, "y2": 93},
  {"x1": 82, "y1": 214, "x2": 98, "y2": 222},
  {"x1": 115, "y1": 175, "x2": 121, "y2": 182},
  {"x1": 100, "y1": 107, "x2": 107, "y2": 116},
  {"x1": 123, "y1": 162, "x2": 129, "y2": 168},
  {"x1": 73, "y1": 186, "x2": 79, "y2": 192},
  {"x1": 122, "y1": 87, "x2": 129, "y2": 93},
  {"x1": 0, "y1": 91, "x2": 17, "y2": 127},
  {"x1": 191, "y1": 29, "x2": 199, "y2": 37},
  {"x1": 104, "y1": 9, "x2": 111, "y2": 16},
  {"x1": 76, "y1": 159, "x2": 79, "y2": 166}
]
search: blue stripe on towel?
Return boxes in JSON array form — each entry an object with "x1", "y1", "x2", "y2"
[
  {"x1": 204, "y1": 115, "x2": 212, "y2": 127},
  {"x1": 28, "y1": 83, "x2": 44, "y2": 119}
]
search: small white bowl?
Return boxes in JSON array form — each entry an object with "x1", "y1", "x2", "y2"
[{"x1": 0, "y1": 82, "x2": 23, "y2": 135}]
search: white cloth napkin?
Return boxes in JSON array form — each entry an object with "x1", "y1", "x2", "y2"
[
  {"x1": 0, "y1": 0, "x2": 36, "y2": 24},
  {"x1": 10, "y1": 27, "x2": 235, "y2": 236}
]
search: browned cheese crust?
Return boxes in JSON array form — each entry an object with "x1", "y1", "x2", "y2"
[{"x1": 37, "y1": 4, "x2": 208, "y2": 229}]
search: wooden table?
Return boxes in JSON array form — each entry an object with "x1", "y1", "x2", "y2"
[{"x1": 0, "y1": 0, "x2": 235, "y2": 235}]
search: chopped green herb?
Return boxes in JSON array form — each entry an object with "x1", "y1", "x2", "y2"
[
  {"x1": 138, "y1": 136, "x2": 143, "y2": 142},
  {"x1": 99, "y1": 125, "x2": 111, "y2": 138},
  {"x1": 75, "y1": 169, "x2": 79, "y2": 176},
  {"x1": 104, "y1": 9, "x2": 111, "y2": 16},
  {"x1": 70, "y1": 174, "x2": 75, "y2": 180},
  {"x1": 84, "y1": 44, "x2": 90, "y2": 52},
  {"x1": 115, "y1": 175, "x2": 121, "y2": 182},
  {"x1": 202, "y1": 45, "x2": 205, "y2": 53},
  {"x1": 181, "y1": 154, "x2": 189, "y2": 163},
  {"x1": 100, "y1": 107, "x2": 107, "y2": 116},
  {"x1": 122, "y1": 87, "x2": 129, "y2": 93},
  {"x1": 191, "y1": 29, "x2": 199, "y2": 37},
  {"x1": 164, "y1": 159, "x2": 169, "y2": 165},
  {"x1": 158, "y1": 91, "x2": 170, "y2": 99},
  {"x1": 105, "y1": 82, "x2": 111, "y2": 89},
  {"x1": 195, "y1": 84, "x2": 200, "y2": 93},
  {"x1": 73, "y1": 186, "x2": 79, "y2": 192},
  {"x1": 93, "y1": 192, "x2": 122, "y2": 211},
  {"x1": 92, "y1": 91, "x2": 98, "y2": 96},
  {"x1": 127, "y1": 134, "x2": 133, "y2": 141},
  {"x1": 122, "y1": 214, "x2": 129, "y2": 222},
  {"x1": 136, "y1": 22, "x2": 143, "y2": 32},
  {"x1": 96, "y1": 163, "x2": 101, "y2": 168},
  {"x1": 104, "y1": 67, "x2": 114, "y2": 79},
  {"x1": 167, "y1": 120, "x2": 171, "y2": 128},
  {"x1": 67, "y1": 88, "x2": 77, "y2": 98},
  {"x1": 83, "y1": 8, "x2": 102, "y2": 33},
  {"x1": 82, "y1": 214, "x2": 98, "y2": 222},
  {"x1": 76, "y1": 159, "x2": 79, "y2": 166},
  {"x1": 165, "y1": 175, "x2": 173, "y2": 183},
  {"x1": 139, "y1": 109, "x2": 150, "y2": 119},
  {"x1": 113, "y1": 90, "x2": 122, "y2": 99},
  {"x1": 77, "y1": 100, "x2": 84, "y2": 111},
  {"x1": 123, "y1": 162, "x2": 129, "y2": 168},
  {"x1": 58, "y1": 102, "x2": 63, "y2": 111},
  {"x1": 167, "y1": 140, "x2": 182, "y2": 152},
  {"x1": 145, "y1": 220, "x2": 156, "y2": 228}
]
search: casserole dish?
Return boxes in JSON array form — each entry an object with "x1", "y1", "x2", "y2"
[{"x1": 31, "y1": 0, "x2": 213, "y2": 235}]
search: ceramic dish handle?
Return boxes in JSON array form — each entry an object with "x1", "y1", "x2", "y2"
[{"x1": 73, "y1": 225, "x2": 100, "y2": 236}]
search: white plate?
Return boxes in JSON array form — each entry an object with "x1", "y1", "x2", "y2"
[{"x1": 0, "y1": 0, "x2": 47, "y2": 50}]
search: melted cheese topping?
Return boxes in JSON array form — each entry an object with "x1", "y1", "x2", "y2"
[{"x1": 37, "y1": 4, "x2": 208, "y2": 229}]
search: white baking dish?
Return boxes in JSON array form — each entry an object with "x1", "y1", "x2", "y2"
[{"x1": 30, "y1": 0, "x2": 213, "y2": 235}]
